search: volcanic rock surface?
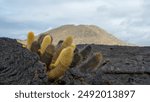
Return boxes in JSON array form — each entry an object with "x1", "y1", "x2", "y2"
[
  {"x1": 0, "y1": 38, "x2": 150, "y2": 85},
  {"x1": 0, "y1": 38, "x2": 48, "y2": 85},
  {"x1": 57, "y1": 45, "x2": 150, "y2": 85}
]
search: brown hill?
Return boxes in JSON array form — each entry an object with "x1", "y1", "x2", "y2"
[{"x1": 39, "y1": 25, "x2": 127, "y2": 45}]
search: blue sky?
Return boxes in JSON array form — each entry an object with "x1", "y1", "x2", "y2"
[{"x1": 0, "y1": 0, "x2": 150, "y2": 46}]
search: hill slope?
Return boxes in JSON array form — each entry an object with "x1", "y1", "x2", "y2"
[{"x1": 40, "y1": 25, "x2": 127, "y2": 45}]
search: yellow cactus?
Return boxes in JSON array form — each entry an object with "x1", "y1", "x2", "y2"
[
  {"x1": 38, "y1": 34, "x2": 53, "y2": 45},
  {"x1": 70, "y1": 44, "x2": 76, "y2": 51},
  {"x1": 27, "y1": 32, "x2": 35, "y2": 50},
  {"x1": 41, "y1": 44, "x2": 55, "y2": 67},
  {"x1": 62, "y1": 36, "x2": 73, "y2": 48},
  {"x1": 48, "y1": 46, "x2": 75, "y2": 79},
  {"x1": 39, "y1": 35, "x2": 52, "y2": 55},
  {"x1": 52, "y1": 36, "x2": 73, "y2": 64},
  {"x1": 54, "y1": 45, "x2": 75, "y2": 67}
]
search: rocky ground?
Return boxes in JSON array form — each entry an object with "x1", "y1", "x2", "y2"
[
  {"x1": 0, "y1": 38, "x2": 48, "y2": 84},
  {"x1": 0, "y1": 38, "x2": 150, "y2": 85},
  {"x1": 60, "y1": 45, "x2": 150, "y2": 85}
]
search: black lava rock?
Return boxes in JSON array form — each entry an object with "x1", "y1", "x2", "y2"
[
  {"x1": 1, "y1": 38, "x2": 150, "y2": 85},
  {"x1": 0, "y1": 38, "x2": 48, "y2": 85},
  {"x1": 54, "y1": 44, "x2": 150, "y2": 85}
]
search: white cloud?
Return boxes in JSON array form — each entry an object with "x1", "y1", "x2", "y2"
[{"x1": 0, "y1": 0, "x2": 150, "y2": 45}]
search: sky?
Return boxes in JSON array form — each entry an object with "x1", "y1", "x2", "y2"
[{"x1": 0, "y1": 0, "x2": 150, "y2": 46}]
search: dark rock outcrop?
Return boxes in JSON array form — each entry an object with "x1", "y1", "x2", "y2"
[
  {"x1": 1, "y1": 38, "x2": 150, "y2": 85},
  {"x1": 57, "y1": 45, "x2": 150, "y2": 85},
  {"x1": 0, "y1": 38, "x2": 48, "y2": 85}
]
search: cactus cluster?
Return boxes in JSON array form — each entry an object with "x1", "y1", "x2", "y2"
[
  {"x1": 24, "y1": 32, "x2": 103, "y2": 81},
  {"x1": 25, "y1": 32, "x2": 76, "y2": 80}
]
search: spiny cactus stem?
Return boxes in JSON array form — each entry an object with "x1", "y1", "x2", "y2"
[
  {"x1": 27, "y1": 32, "x2": 35, "y2": 50},
  {"x1": 39, "y1": 35, "x2": 52, "y2": 55},
  {"x1": 48, "y1": 46, "x2": 74, "y2": 79},
  {"x1": 51, "y1": 36, "x2": 73, "y2": 64}
]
